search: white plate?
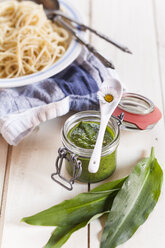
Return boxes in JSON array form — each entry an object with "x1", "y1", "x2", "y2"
[{"x1": 0, "y1": 0, "x2": 82, "y2": 88}]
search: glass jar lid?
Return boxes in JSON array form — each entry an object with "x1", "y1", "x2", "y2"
[
  {"x1": 119, "y1": 92, "x2": 154, "y2": 115},
  {"x1": 113, "y1": 92, "x2": 162, "y2": 130}
]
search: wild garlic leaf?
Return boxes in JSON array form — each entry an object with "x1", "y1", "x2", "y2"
[
  {"x1": 45, "y1": 212, "x2": 109, "y2": 248},
  {"x1": 22, "y1": 177, "x2": 126, "y2": 227},
  {"x1": 101, "y1": 148, "x2": 163, "y2": 248},
  {"x1": 44, "y1": 223, "x2": 87, "y2": 248}
]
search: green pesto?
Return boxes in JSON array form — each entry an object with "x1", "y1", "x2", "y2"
[
  {"x1": 66, "y1": 121, "x2": 117, "y2": 183},
  {"x1": 68, "y1": 121, "x2": 114, "y2": 149}
]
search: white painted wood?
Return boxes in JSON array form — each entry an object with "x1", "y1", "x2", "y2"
[
  {"x1": 1, "y1": 116, "x2": 88, "y2": 248},
  {"x1": 90, "y1": 0, "x2": 165, "y2": 247},
  {"x1": 0, "y1": 137, "x2": 8, "y2": 205},
  {"x1": 1, "y1": 0, "x2": 165, "y2": 248},
  {"x1": 153, "y1": 0, "x2": 165, "y2": 117},
  {"x1": 91, "y1": 0, "x2": 161, "y2": 101}
]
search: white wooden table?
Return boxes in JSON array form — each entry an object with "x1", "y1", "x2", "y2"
[{"x1": 0, "y1": 0, "x2": 165, "y2": 247}]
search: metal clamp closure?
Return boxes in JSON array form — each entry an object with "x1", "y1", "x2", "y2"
[
  {"x1": 113, "y1": 113, "x2": 124, "y2": 126},
  {"x1": 51, "y1": 147, "x2": 82, "y2": 191}
]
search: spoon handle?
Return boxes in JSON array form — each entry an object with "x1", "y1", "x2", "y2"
[
  {"x1": 88, "y1": 115, "x2": 110, "y2": 173},
  {"x1": 53, "y1": 11, "x2": 132, "y2": 54},
  {"x1": 54, "y1": 16, "x2": 115, "y2": 69}
]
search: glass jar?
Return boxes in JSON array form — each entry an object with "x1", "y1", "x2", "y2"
[{"x1": 51, "y1": 111, "x2": 123, "y2": 190}]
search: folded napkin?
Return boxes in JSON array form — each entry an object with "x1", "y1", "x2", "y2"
[{"x1": 0, "y1": 47, "x2": 121, "y2": 145}]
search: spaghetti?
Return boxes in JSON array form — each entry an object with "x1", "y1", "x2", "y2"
[{"x1": 0, "y1": 1, "x2": 69, "y2": 78}]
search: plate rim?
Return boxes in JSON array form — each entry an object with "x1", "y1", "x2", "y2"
[{"x1": 0, "y1": 0, "x2": 82, "y2": 88}]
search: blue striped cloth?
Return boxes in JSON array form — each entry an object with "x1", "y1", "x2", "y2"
[{"x1": 0, "y1": 47, "x2": 120, "y2": 145}]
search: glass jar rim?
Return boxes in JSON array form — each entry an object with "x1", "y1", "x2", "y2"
[
  {"x1": 119, "y1": 92, "x2": 155, "y2": 115},
  {"x1": 61, "y1": 110, "x2": 120, "y2": 158}
]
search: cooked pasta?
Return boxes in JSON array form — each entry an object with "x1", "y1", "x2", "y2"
[{"x1": 0, "y1": 0, "x2": 69, "y2": 78}]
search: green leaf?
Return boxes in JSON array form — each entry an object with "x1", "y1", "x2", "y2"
[
  {"x1": 45, "y1": 212, "x2": 110, "y2": 248},
  {"x1": 90, "y1": 178, "x2": 127, "y2": 193},
  {"x1": 44, "y1": 223, "x2": 87, "y2": 248},
  {"x1": 21, "y1": 177, "x2": 126, "y2": 227},
  {"x1": 101, "y1": 147, "x2": 163, "y2": 248}
]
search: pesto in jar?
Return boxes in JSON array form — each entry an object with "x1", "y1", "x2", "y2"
[{"x1": 66, "y1": 121, "x2": 117, "y2": 183}]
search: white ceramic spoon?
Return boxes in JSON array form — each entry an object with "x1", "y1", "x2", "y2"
[{"x1": 88, "y1": 79, "x2": 123, "y2": 173}]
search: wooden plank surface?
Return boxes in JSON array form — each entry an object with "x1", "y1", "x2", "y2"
[
  {"x1": 0, "y1": 116, "x2": 88, "y2": 248},
  {"x1": 90, "y1": 0, "x2": 165, "y2": 247},
  {"x1": 0, "y1": 137, "x2": 8, "y2": 211},
  {"x1": 0, "y1": 133, "x2": 9, "y2": 241},
  {"x1": 0, "y1": 0, "x2": 165, "y2": 248},
  {"x1": 154, "y1": 0, "x2": 165, "y2": 117}
]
